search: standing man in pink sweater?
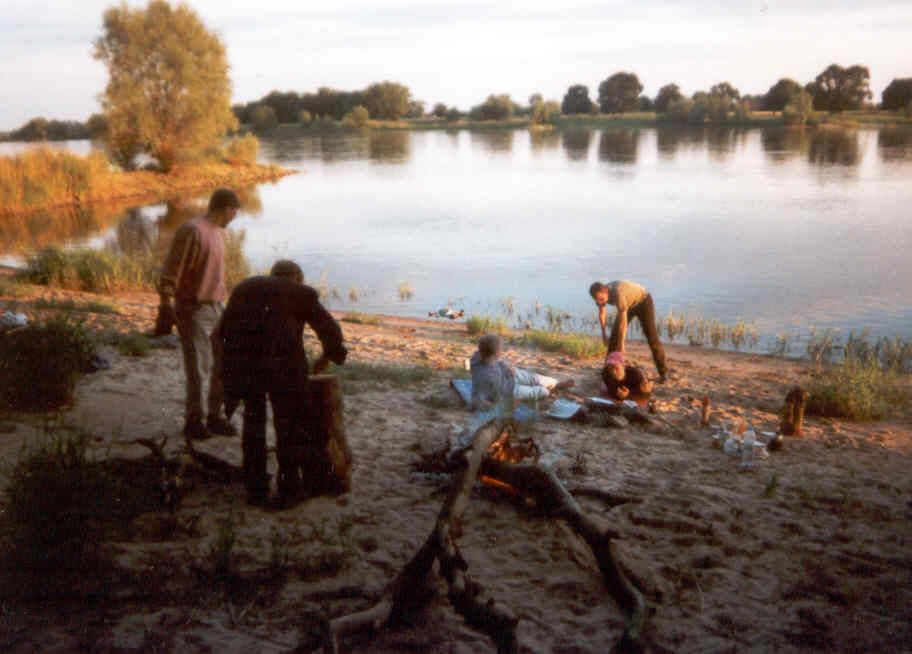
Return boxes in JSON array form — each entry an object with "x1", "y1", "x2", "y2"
[{"x1": 158, "y1": 188, "x2": 240, "y2": 441}]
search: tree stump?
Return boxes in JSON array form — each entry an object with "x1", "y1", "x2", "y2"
[
  {"x1": 780, "y1": 386, "x2": 808, "y2": 437},
  {"x1": 285, "y1": 374, "x2": 352, "y2": 496}
]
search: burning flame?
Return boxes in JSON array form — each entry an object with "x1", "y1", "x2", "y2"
[{"x1": 480, "y1": 429, "x2": 539, "y2": 494}]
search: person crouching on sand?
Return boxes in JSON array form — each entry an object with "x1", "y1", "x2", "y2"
[
  {"x1": 600, "y1": 351, "x2": 653, "y2": 401},
  {"x1": 470, "y1": 334, "x2": 574, "y2": 411}
]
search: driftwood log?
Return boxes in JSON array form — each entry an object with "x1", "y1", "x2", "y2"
[{"x1": 323, "y1": 410, "x2": 649, "y2": 653}]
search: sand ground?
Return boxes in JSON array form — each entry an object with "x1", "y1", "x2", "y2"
[{"x1": 1, "y1": 282, "x2": 910, "y2": 654}]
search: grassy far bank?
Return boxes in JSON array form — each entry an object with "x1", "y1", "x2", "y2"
[
  {"x1": 245, "y1": 108, "x2": 912, "y2": 136},
  {"x1": 0, "y1": 143, "x2": 294, "y2": 217}
]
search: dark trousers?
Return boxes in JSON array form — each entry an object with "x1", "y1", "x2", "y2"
[
  {"x1": 609, "y1": 293, "x2": 667, "y2": 377},
  {"x1": 241, "y1": 388, "x2": 315, "y2": 498}
]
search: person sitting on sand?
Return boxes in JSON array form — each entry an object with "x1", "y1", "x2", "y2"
[
  {"x1": 600, "y1": 351, "x2": 653, "y2": 401},
  {"x1": 470, "y1": 334, "x2": 574, "y2": 411}
]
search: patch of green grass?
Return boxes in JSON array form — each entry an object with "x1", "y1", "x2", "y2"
[
  {"x1": 0, "y1": 427, "x2": 154, "y2": 596},
  {"x1": 517, "y1": 329, "x2": 604, "y2": 359},
  {"x1": 32, "y1": 296, "x2": 121, "y2": 314},
  {"x1": 806, "y1": 359, "x2": 909, "y2": 421},
  {"x1": 341, "y1": 312, "x2": 380, "y2": 326},
  {"x1": 0, "y1": 314, "x2": 96, "y2": 411},
  {"x1": 466, "y1": 314, "x2": 508, "y2": 335},
  {"x1": 763, "y1": 473, "x2": 780, "y2": 498},
  {"x1": 329, "y1": 361, "x2": 434, "y2": 390},
  {"x1": 115, "y1": 330, "x2": 151, "y2": 357}
]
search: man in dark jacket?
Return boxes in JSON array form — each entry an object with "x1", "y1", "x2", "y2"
[{"x1": 215, "y1": 260, "x2": 347, "y2": 507}]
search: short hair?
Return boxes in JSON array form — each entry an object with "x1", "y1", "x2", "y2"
[
  {"x1": 478, "y1": 333, "x2": 502, "y2": 359},
  {"x1": 589, "y1": 281, "x2": 607, "y2": 298},
  {"x1": 270, "y1": 259, "x2": 304, "y2": 284},
  {"x1": 208, "y1": 188, "x2": 240, "y2": 213}
]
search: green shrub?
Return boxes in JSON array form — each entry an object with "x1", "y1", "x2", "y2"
[
  {"x1": 329, "y1": 361, "x2": 434, "y2": 390},
  {"x1": 806, "y1": 359, "x2": 909, "y2": 420},
  {"x1": 519, "y1": 330, "x2": 603, "y2": 358},
  {"x1": 0, "y1": 315, "x2": 96, "y2": 410},
  {"x1": 116, "y1": 330, "x2": 151, "y2": 357},
  {"x1": 342, "y1": 105, "x2": 370, "y2": 129},
  {"x1": 223, "y1": 133, "x2": 259, "y2": 165},
  {"x1": 22, "y1": 245, "x2": 158, "y2": 292},
  {"x1": 1, "y1": 430, "x2": 114, "y2": 585},
  {"x1": 466, "y1": 314, "x2": 508, "y2": 335},
  {"x1": 341, "y1": 312, "x2": 380, "y2": 326}
]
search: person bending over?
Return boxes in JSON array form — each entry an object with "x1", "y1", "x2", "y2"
[
  {"x1": 216, "y1": 260, "x2": 347, "y2": 507},
  {"x1": 589, "y1": 280, "x2": 667, "y2": 382},
  {"x1": 600, "y1": 351, "x2": 653, "y2": 401},
  {"x1": 469, "y1": 334, "x2": 573, "y2": 411}
]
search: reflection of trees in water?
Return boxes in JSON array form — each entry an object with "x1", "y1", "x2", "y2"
[
  {"x1": 808, "y1": 130, "x2": 861, "y2": 166},
  {"x1": 597, "y1": 130, "x2": 640, "y2": 164},
  {"x1": 877, "y1": 128, "x2": 912, "y2": 162},
  {"x1": 529, "y1": 129, "x2": 560, "y2": 153},
  {"x1": 0, "y1": 203, "x2": 128, "y2": 256},
  {"x1": 705, "y1": 127, "x2": 742, "y2": 161},
  {"x1": 469, "y1": 130, "x2": 514, "y2": 154},
  {"x1": 113, "y1": 208, "x2": 157, "y2": 256},
  {"x1": 369, "y1": 131, "x2": 410, "y2": 162},
  {"x1": 322, "y1": 132, "x2": 368, "y2": 162},
  {"x1": 761, "y1": 128, "x2": 809, "y2": 162},
  {"x1": 260, "y1": 135, "x2": 320, "y2": 163},
  {"x1": 657, "y1": 128, "x2": 683, "y2": 157},
  {"x1": 562, "y1": 129, "x2": 592, "y2": 161}
]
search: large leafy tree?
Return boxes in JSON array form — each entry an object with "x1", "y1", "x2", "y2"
[
  {"x1": 881, "y1": 78, "x2": 912, "y2": 111},
  {"x1": 597, "y1": 72, "x2": 643, "y2": 114},
  {"x1": 94, "y1": 1, "x2": 237, "y2": 171},
  {"x1": 764, "y1": 78, "x2": 803, "y2": 111},
  {"x1": 561, "y1": 84, "x2": 593, "y2": 115},
  {"x1": 362, "y1": 81, "x2": 411, "y2": 120},
  {"x1": 808, "y1": 64, "x2": 872, "y2": 112},
  {"x1": 710, "y1": 82, "x2": 740, "y2": 101},
  {"x1": 654, "y1": 83, "x2": 683, "y2": 113}
]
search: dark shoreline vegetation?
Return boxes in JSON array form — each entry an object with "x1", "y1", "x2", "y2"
[{"x1": 240, "y1": 109, "x2": 912, "y2": 137}]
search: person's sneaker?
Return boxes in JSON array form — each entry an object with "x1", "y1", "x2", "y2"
[
  {"x1": 207, "y1": 415, "x2": 237, "y2": 437},
  {"x1": 553, "y1": 379, "x2": 575, "y2": 392},
  {"x1": 183, "y1": 419, "x2": 210, "y2": 441}
]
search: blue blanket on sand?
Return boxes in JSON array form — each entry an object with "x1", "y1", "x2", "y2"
[{"x1": 449, "y1": 378, "x2": 539, "y2": 422}]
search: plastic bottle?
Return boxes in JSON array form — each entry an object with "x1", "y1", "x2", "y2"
[{"x1": 741, "y1": 427, "x2": 756, "y2": 470}]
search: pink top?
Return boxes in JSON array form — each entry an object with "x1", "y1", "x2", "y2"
[{"x1": 158, "y1": 215, "x2": 227, "y2": 304}]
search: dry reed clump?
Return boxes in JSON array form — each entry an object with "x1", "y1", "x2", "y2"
[{"x1": 0, "y1": 148, "x2": 115, "y2": 213}]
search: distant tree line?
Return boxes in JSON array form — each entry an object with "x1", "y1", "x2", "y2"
[{"x1": 0, "y1": 115, "x2": 109, "y2": 142}]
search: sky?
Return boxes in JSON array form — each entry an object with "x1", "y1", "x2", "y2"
[{"x1": 1, "y1": 0, "x2": 910, "y2": 130}]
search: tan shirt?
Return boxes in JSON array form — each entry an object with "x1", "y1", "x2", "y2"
[
  {"x1": 610, "y1": 280, "x2": 648, "y2": 312},
  {"x1": 158, "y1": 216, "x2": 227, "y2": 305}
]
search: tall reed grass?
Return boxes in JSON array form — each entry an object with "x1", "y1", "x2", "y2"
[{"x1": 0, "y1": 149, "x2": 115, "y2": 213}]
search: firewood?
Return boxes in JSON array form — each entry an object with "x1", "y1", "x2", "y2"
[{"x1": 324, "y1": 411, "x2": 517, "y2": 653}]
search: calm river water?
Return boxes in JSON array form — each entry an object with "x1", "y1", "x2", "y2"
[{"x1": 3, "y1": 125, "x2": 912, "y2": 349}]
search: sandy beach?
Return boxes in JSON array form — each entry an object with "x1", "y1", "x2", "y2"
[{"x1": 1, "y1": 280, "x2": 910, "y2": 653}]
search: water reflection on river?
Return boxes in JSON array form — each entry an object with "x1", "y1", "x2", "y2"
[{"x1": 2, "y1": 124, "x2": 911, "y2": 346}]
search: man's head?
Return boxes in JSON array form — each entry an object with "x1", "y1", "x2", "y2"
[
  {"x1": 589, "y1": 281, "x2": 610, "y2": 307},
  {"x1": 477, "y1": 333, "x2": 502, "y2": 361},
  {"x1": 207, "y1": 188, "x2": 240, "y2": 226},
  {"x1": 270, "y1": 259, "x2": 304, "y2": 284}
]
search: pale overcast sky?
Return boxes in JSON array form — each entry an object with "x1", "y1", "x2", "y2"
[{"x1": 1, "y1": 0, "x2": 910, "y2": 129}]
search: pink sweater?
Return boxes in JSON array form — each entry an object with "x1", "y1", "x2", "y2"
[{"x1": 158, "y1": 216, "x2": 227, "y2": 304}]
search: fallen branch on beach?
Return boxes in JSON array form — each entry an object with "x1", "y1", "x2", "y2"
[{"x1": 322, "y1": 411, "x2": 651, "y2": 653}]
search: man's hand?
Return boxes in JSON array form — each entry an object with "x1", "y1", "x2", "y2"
[
  {"x1": 616, "y1": 386, "x2": 630, "y2": 399},
  {"x1": 152, "y1": 295, "x2": 177, "y2": 336},
  {"x1": 313, "y1": 355, "x2": 331, "y2": 375}
]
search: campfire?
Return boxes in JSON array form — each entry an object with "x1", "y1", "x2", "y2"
[{"x1": 480, "y1": 428, "x2": 539, "y2": 494}]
